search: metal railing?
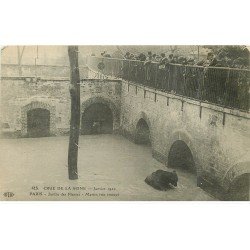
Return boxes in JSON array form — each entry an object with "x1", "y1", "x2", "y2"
[{"x1": 87, "y1": 56, "x2": 250, "y2": 112}]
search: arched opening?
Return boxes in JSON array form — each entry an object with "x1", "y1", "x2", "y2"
[
  {"x1": 81, "y1": 103, "x2": 113, "y2": 135},
  {"x1": 227, "y1": 174, "x2": 249, "y2": 201},
  {"x1": 135, "y1": 118, "x2": 151, "y2": 145},
  {"x1": 168, "y1": 140, "x2": 195, "y2": 173},
  {"x1": 27, "y1": 108, "x2": 50, "y2": 137}
]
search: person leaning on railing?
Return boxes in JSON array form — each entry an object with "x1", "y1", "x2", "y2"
[
  {"x1": 168, "y1": 54, "x2": 175, "y2": 63},
  {"x1": 124, "y1": 52, "x2": 131, "y2": 59},
  {"x1": 152, "y1": 53, "x2": 157, "y2": 62},
  {"x1": 196, "y1": 52, "x2": 217, "y2": 67},
  {"x1": 156, "y1": 53, "x2": 169, "y2": 89},
  {"x1": 144, "y1": 51, "x2": 154, "y2": 83},
  {"x1": 137, "y1": 53, "x2": 147, "y2": 61}
]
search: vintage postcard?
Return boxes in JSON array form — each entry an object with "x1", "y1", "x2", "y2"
[{"x1": 0, "y1": 45, "x2": 249, "y2": 201}]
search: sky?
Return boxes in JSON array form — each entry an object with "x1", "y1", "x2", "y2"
[
  {"x1": 1, "y1": 45, "x2": 202, "y2": 65},
  {"x1": 2, "y1": 45, "x2": 248, "y2": 66}
]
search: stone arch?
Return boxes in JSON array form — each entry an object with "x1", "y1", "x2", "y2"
[
  {"x1": 167, "y1": 130, "x2": 200, "y2": 173},
  {"x1": 222, "y1": 162, "x2": 250, "y2": 200},
  {"x1": 222, "y1": 161, "x2": 250, "y2": 190},
  {"x1": 81, "y1": 96, "x2": 120, "y2": 132},
  {"x1": 21, "y1": 101, "x2": 56, "y2": 136},
  {"x1": 134, "y1": 111, "x2": 152, "y2": 144},
  {"x1": 135, "y1": 119, "x2": 151, "y2": 145}
]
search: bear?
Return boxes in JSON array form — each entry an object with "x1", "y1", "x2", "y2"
[{"x1": 145, "y1": 169, "x2": 178, "y2": 191}]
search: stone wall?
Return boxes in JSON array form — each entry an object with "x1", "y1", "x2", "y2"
[
  {"x1": 120, "y1": 80, "x2": 250, "y2": 191},
  {"x1": 0, "y1": 77, "x2": 121, "y2": 136},
  {"x1": 1, "y1": 64, "x2": 89, "y2": 78},
  {"x1": 1, "y1": 69, "x2": 249, "y2": 192}
]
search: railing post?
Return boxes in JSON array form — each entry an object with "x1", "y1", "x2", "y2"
[
  {"x1": 168, "y1": 64, "x2": 171, "y2": 92},
  {"x1": 183, "y1": 66, "x2": 187, "y2": 96},
  {"x1": 155, "y1": 64, "x2": 158, "y2": 90},
  {"x1": 225, "y1": 69, "x2": 231, "y2": 108},
  {"x1": 197, "y1": 68, "x2": 201, "y2": 100},
  {"x1": 200, "y1": 67, "x2": 206, "y2": 102},
  {"x1": 128, "y1": 60, "x2": 131, "y2": 82}
]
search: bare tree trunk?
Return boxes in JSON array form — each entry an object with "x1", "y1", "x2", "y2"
[
  {"x1": 68, "y1": 46, "x2": 81, "y2": 180},
  {"x1": 17, "y1": 46, "x2": 25, "y2": 76}
]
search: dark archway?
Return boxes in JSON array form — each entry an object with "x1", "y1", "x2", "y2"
[
  {"x1": 135, "y1": 118, "x2": 151, "y2": 145},
  {"x1": 27, "y1": 108, "x2": 50, "y2": 137},
  {"x1": 81, "y1": 103, "x2": 113, "y2": 135},
  {"x1": 226, "y1": 174, "x2": 249, "y2": 201},
  {"x1": 168, "y1": 140, "x2": 195, "y2": 172}
]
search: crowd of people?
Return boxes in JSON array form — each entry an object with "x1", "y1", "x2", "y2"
[
  {"x1": 123, "y1": 51, "x2": 249, "y2": 69},
  {"x1": 95, "y1": 49, "x2": 249, "y2": 69},
  {"x1": 90, "y1": 49, "x2": 249, "y2": 111}
]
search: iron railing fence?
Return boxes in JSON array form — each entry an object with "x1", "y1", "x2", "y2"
[{"x1": 87, "y1": 56, "x2": 250, "y2": 111}]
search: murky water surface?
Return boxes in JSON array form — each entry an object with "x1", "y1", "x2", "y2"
[{"x1": 0, "y1": 134, "x2": 215, "y2": 200}]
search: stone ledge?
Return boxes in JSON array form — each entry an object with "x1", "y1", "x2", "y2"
[{"x1": 122, "y1": 80, "x2": 250, "y2": 119}]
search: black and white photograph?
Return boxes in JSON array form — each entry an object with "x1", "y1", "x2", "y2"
[
  {"x1": 1, "y1": 45, "x2": 249, "y2": 201},
  {"x1": 0, "y1": 1, "x2": 250, "y2": 250}
]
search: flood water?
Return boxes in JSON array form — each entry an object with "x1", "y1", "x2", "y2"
[{"x1": 0, "y1": 134, "x2": 215, "y2": 201}]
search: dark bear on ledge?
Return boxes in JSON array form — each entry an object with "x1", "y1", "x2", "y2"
[{"x1": 145, "y1": 170, "x2": 178, "y2": 191}]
